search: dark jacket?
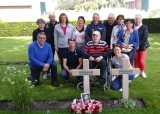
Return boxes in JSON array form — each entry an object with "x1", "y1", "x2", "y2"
[
  {"x1": 103, "y1": 21, "x2": 117, "y2": 47},
  {"x1": 137, "y1": 24, "x2": 150, "y2": 51},
  {"x1": 85, "y1": 21, "x2": 106, "y2": 42},
  {"x1": 45, "y1": 21, "x2": 58, "y2": 36},
  {"x1": 32, "y1": 28, "x2": 52, "y2": 45}
]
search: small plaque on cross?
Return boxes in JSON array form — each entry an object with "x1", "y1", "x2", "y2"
[{"x1": 72, "y1": 59, "x2": 100, "y2": 93}]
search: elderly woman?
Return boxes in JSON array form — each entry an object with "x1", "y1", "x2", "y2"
[
  {"x1": 73, "y1": 16, "x2": 87, "y2": 51},
  {"x1": 54, "y1": 13, "x2": 73, "y2": 70},
  {"x1": 134, "y1": 14, "x2": 150, "y2": 78},
  {"x1": 117, "y1": 19, "x2": 139, "y2": 66},
  {"x1": 32, "y1": 18, "x2": 52, "y2": 45},
  {"x1": 110, "y1": 14, "x2": 126, "y2": 49}
]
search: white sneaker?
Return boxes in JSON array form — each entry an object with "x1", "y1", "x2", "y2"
[
  {"x1": 112, "y1": 75, "x2": 116, "y2": 81},
  {"x1": 134, "y1": 74, "x2": 139, "y2": 78},
  {"x1": 42, "y1": 74, "x2": 47, "y2": 79},
  {"x1": 141, "y1": 72, "x2": 147, "y2": 78},
  {"x1": 119, "y1": 88, "x2": 122, "y2": 91}
]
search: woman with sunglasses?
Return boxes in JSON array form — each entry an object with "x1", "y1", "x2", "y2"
[
  {"x1": 117, "y1": 19, "x2": 139, "y2": 66},
  {"x1": 110, "y1": 14, "x2": 126, "y2": 49},
  {"x1": 112, "y1": 45, "x2": 134, "y2": 91},
  {"x1": 73, "y1": 16, "x2": 87, "y2": 51}
]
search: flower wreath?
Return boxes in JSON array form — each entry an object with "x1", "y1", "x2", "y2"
[{"x1": 70, "y1": 99, "x2": 102, "y2": 114}]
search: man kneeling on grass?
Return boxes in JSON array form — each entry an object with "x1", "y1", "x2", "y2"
[
  {"x1": 60, "y1": 38, "x2": 83, "y2": 83},
  {"x1": 84, "y1": 31, "x2": 111, "y2": 87},
  {"x1": 28, "y1": 32, "x2": 59, "y2": 87}
]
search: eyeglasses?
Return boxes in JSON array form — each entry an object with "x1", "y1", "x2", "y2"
[
  {"x1": 38, "y1": 37, "x2": 46, "y2": 40},
  {"x1": 68, "y1": 38, "x2": 75, "y2": 41}
]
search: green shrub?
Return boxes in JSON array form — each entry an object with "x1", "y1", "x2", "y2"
[
  {"x1": 0, "y1": 18, "x2": 160, "y2": 37},
  {"x1": 2, "y1": 66, "x2": 34, "y2": 111}
]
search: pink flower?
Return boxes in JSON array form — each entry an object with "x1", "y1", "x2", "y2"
[{"x1": 70, "y1": 99, "x2": 102, "y2": 114}]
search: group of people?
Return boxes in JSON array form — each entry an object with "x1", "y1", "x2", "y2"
[{"x1": 28, "y1": 12, "x2": 149, "y2": 91}]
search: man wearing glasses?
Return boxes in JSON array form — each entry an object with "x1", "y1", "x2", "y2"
[
  {"x1": 60, "y1": 38, "x2": 83, "y2": 83},
  {"x1": 28, "y1": 32, "x2": 59, "y2": 87}
]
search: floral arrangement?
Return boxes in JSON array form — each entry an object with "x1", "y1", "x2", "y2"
[{"x1": 70, "y1": 99, "x2": 102, "y2": 114}]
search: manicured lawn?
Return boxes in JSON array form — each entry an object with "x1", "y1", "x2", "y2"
[{"x1": 0, "y1": 34, "x2": 160, "y2": 114}]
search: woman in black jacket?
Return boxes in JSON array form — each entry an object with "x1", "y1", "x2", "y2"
[{"x1": 134, "y1": 14, "x2": 150, "y2": 78}]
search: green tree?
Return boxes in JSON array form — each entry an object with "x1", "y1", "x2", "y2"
[{"x1": 56, "y1": 0, "x2": 81, "y2": 10}]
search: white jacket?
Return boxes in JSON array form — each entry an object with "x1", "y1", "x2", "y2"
[{"x1": 110, "y1": 25, "x2": 126, "y2": 49}]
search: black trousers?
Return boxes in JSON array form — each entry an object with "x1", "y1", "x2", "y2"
[
  {"x1": 57, "y1": 48, "x2": 68, "y2": 70},
  {"x1": 30, "y1": 62, "x2": 57, "y2": 84},
  {"x1": 89, "y1": 59, "x2": 107, "y2": 81}
]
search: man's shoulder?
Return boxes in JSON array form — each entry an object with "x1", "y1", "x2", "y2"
[
  {"x1": 86, "y1": 41, "x2": 94, "y2": 45},
  {"x1": 76, "y1": 48, "x2": 82, "y2": 54},
  {"x1": 99, "y1": 40, "x2": 107, "y2": 45},
  {"x1": 44, "y1": 42, "x2": 51, "y2": 46},
  {"x1": 29, "y1": 41, "x2": 37, "y2": 47}
]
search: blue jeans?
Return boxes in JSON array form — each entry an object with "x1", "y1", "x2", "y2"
[
  {"x1": 61, "y1": 66, "x2": 82, "y2": 80},
  {"x1": 112, "y1": 75, "x2": 134, "y2": 90},
  {"x1": 30, "y1": 62, "x2": 57, "y2": 84},
  {"x1": 76, "y1": 45, "x2": 85, "y2": 52}
]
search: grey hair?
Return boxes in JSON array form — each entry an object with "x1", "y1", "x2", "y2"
[
  {"x1": 37, "y1": 32, "x2": 46, "y2": 38},
  {"x1": 93, "y1": 12, "x2": 99, "y2": 17},
  {"x1": 36, "y1": 18, "x2": 45, "y2": 24}
]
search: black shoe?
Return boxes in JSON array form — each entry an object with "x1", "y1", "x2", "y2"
[
  {"x1": 33, "y1": 81, "x2": 39, "y2": 86},
  {"x1": 65, "y1": 80, "x2": 70, "y2": 84},
  {"x1": 53, "y1": 82, "x2": 59, "y2": 87},
  {"x1": 28, "y1": 75, "x2": 33, "y2": 81}
]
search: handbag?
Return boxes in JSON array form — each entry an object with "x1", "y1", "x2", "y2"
[{"x1": 122, "y1": 47, "x2": 133, "y2": 52}]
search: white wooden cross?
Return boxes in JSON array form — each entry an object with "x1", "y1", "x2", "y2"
[
  {"x1": 72, "y1": 59, "x2": 100, "y2": 93},
  {"x1": 111, "y1": 58, "x2": 140, "y2": 100}
]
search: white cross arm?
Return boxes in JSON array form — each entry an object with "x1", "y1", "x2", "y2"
[{"x1": 111, "y1": 68, "x2": 140, "y2": 75}]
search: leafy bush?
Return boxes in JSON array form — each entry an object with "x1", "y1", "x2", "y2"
[
  {"x1": 2, "y1": 66, "x2": 34, "y2": 111},
  {"x1": 114, "y1": 98, "x2": 135, "y2": 109},
  {"x1": 0, "y1": 18, "x2": 160, "y2": 37}
]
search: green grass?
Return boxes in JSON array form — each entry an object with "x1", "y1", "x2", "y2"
[{"x1": 0, "y1": 34, "x2": 160, "y2": 114}]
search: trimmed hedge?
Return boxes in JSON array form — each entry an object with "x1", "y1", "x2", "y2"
[{"x1": 0, "y1": 18, "x2": 159, "y2": 37}]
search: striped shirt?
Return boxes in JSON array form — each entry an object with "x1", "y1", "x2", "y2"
[{"x1": 84, "y1": 40, "x2": 111, "y2": 59}]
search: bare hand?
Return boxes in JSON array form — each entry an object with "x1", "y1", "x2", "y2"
[
  {"x1": 68, "y1": 70, "x2": 72, "y2": 75},
  {"x1": 44, "y1": 63, "x2": 50, "y2": 68},
  {"x1": 43, "y1": 67, "x2": 48, "y2": 72},
  {"x1": 89, "y1": 56, "x2": 95, "y2": 61},
  {"x1": 95, "y1": 56, "x2": 102, "y2": 62}
]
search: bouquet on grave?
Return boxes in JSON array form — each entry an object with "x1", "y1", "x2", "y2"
[{"x1": 70, "y1": 99, "x2": 102, "y2": 114}]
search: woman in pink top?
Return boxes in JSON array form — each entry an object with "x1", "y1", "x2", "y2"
[{"x1": 73, "y1": 16, "x2": 87, "y2": 51}]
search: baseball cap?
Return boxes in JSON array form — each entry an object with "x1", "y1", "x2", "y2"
[{"x1": 92, "y1": 31, "x2": 100, "y2": 35}]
